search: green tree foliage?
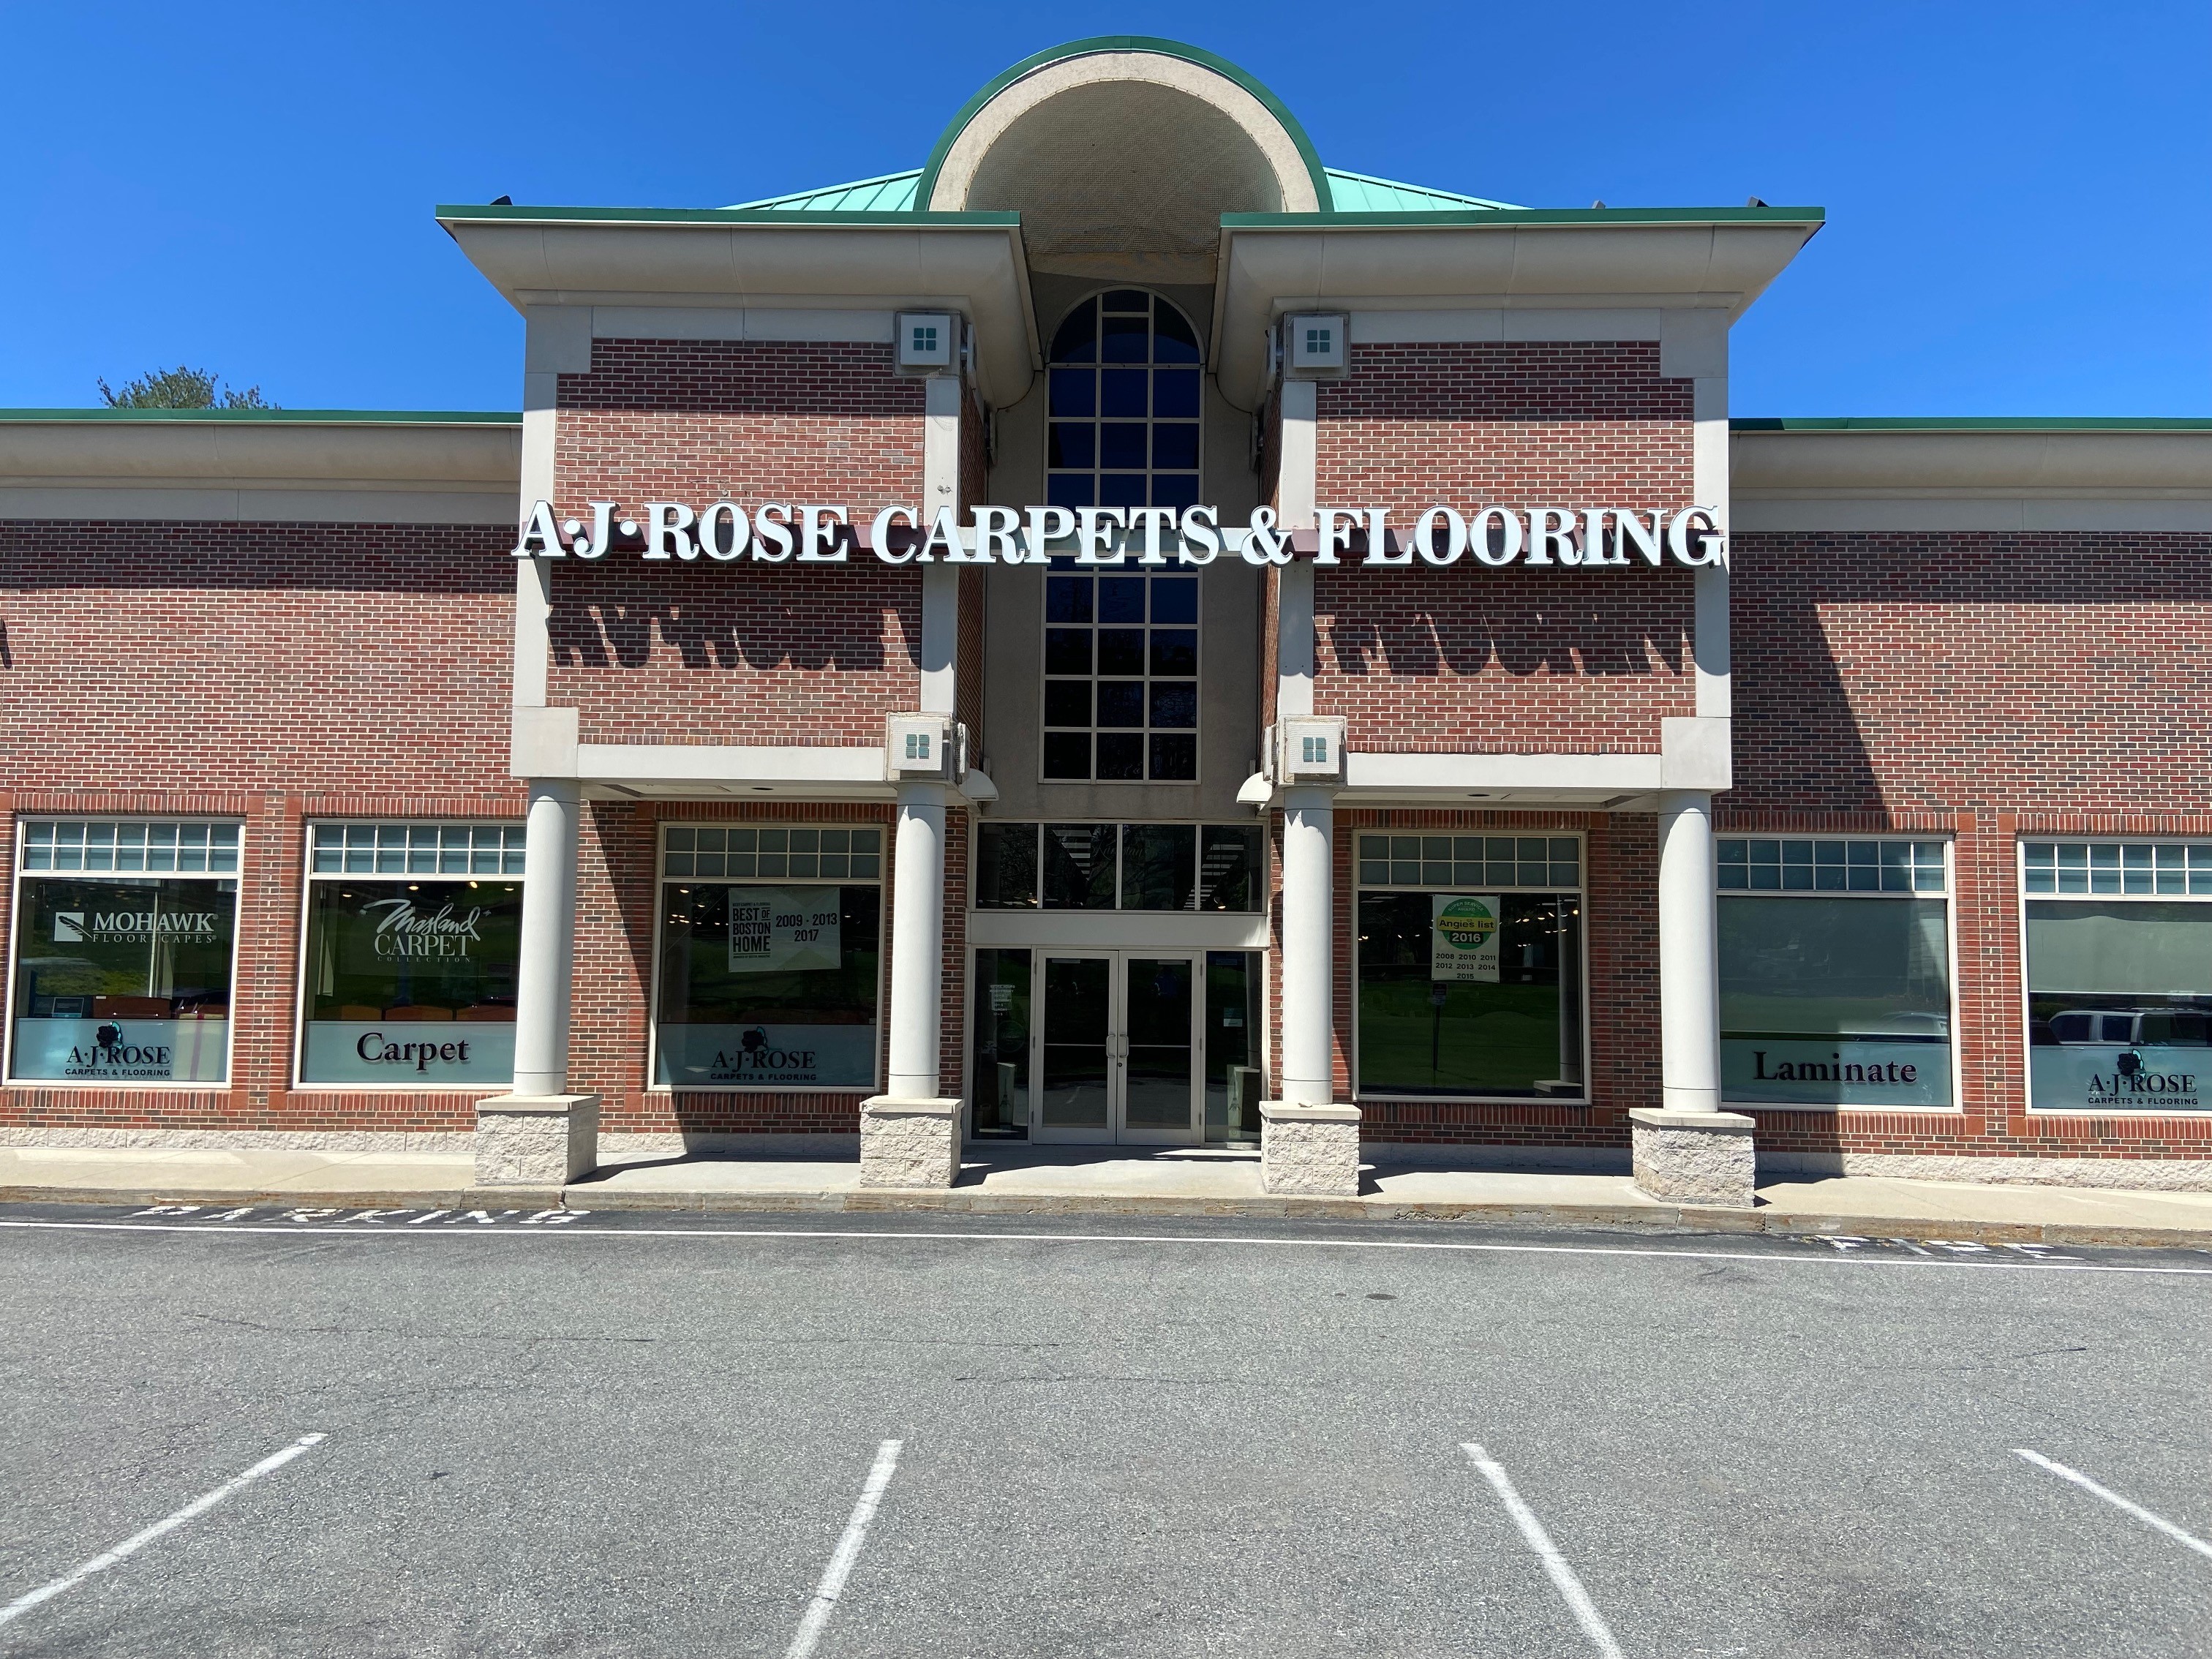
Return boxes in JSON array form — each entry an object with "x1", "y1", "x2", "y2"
[{"x1": 96, "y1": 366, "x2": 274, "y2": 409}]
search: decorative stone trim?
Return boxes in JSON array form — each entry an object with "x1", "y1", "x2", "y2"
[
  {"x1": 859, "y1": 1096, "x2": 962, "y2": 1189},
  {"x1": 1758, "y1": 1150, "x2": 2212, "y2": 1193},
  {"x1": 1630, "y1": 1107, "x2": 1756, "y2": 1208},
  {"x1": 1260, "y1": 1102, "x2": 1362, "y2": 1197},
  {"x1": 475, "y1": 1094, "x2": 601, "y2": 1186}
]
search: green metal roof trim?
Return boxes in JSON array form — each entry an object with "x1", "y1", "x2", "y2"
[
  {"x1": 729, "y1": 166, "x2": 1519, "y2": 216},
  {"x1": 728, "y1": 170, "x2": 925, "y2": 213},
  {"x1": 436, "y1": 203, "x2": 1017, "y2": 227},
  {"x1": 913, "y1": 37, "x2": 1333, "y2": 214},
  {"x1": 1223, "y1": 205, "x2": 1826, "y2": 229},
  {"x1": 1320, "y1": 170, "x2": 1521, "y2": 214},
  {"x1": 0, "y1": 407, "x2": 519, "y2": 424},
  {"x1": 1733, "y1": 416, "x2": 2212, "y2": 432}
]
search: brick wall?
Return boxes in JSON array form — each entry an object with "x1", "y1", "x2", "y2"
[
  {"x1": 1333, "y1": 810, "x2": 1655, "y2": 1151},
  {"x1": 571, "y1": 799, "x2": 894, "y2": 1136},
  {"x1": 1, "y1": 519, "x2": 519, "y2": 1133},
  {"x1": 1732, "y1": 530, "x2": 2212, "y2": 811},
  {"x1": 1723, "y1": 530, "x2": 2212, "y2": 1161},
  {"x1": 1313, "y1": 342, "x2": 1698, "y2": 751},
  {"x1": 548, "y1": 339, "x2": 926, "y2": 745}
]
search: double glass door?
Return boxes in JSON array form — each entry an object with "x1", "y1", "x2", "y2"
[
  {"x1": 973, "y1": 949, "x2": 1209, "y2": 1144},
  {"x1": 1038, "y1": 953, "x2": 1199, "y2": 1144}
]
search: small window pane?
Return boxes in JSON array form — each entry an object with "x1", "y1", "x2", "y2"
[
  {"x1": 1050, "y1": 304, "x2": 1097, "y2": 364},
  {"x1": 1101, "y1": 367, "x2": 1148, "y2": 415},
  {"x1": 1154, "y1": 371, "x2": 1200, "y2": 418},
  {"x1": 1046, "y1": 576, "x2": 1093, "y2": 623},
  {"x1": 1148, "y1": 734, "x2": 1196, "y2": 780},
  {"x1": 1097, "y1": 733, "x2": 1145, "y2": 780}
]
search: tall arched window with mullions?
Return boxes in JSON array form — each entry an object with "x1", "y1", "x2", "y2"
[
  {"x1": 1045, "y1": 289, "x2": 1203, "y2": 510},
  {"x1": 1042, "y1": 290, "x2": 1203, "y2": 782}
]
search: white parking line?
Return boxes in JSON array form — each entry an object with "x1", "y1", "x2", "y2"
[
  {"x1": 1461, "y1": 1443, "x2": 1626, "y2": 1659},
  {"x1": 2014, "y1": 1448, "x2": 2212, "y2": 1563},
  {"x1": 4, "y1": 1217, "x2": 2207, "y2": 1276},
  {"x1": 0, "y1": 1433, "x2": 326, "y2": 1630},
  {"x1": 783, "y1": 1439, "x2": 903, "y2": 1659}
]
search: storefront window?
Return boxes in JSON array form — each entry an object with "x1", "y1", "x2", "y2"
[
  {"x1": 655, "y1": 826, "x2": 883, "y2": 1088},
  {"x1": 1718, "y1": 838, "x2": 1952, "y2": 1107},
  {"x1": 1355, "y1": 835, "x2": 1584, "y2": 1099},
  {"x1": 298, "y1": 822, "x2": 526, "y2": 1086},
  {"x1": 9, "y1": 819, "x2": 241, "y2": 1083},
  {"x1": 976, "y1": 823, "x2": 1263, "y2": 911},
  {"x1": 2023, "y1": 840, "x2": 2212, "y2": 1112}
]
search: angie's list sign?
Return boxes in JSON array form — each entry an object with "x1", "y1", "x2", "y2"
[{"x1": 1431, "y1": 896, "x2": 1502, "y2": 982}]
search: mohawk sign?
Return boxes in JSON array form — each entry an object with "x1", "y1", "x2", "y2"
[{"x1": 513, "y1": 500, "x2": 1726, "y2": 569}]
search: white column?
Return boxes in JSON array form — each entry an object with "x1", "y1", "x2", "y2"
[
  {"x1": 1657, "y1": 789, "x2": 1722, "y2": 1113},
  {"x1": 1278, "y1": 784, "x2": 1336, "y2": 1106},
  {"x1": 886, "y1": 781, "x2": 947, "y2": 1098},
  {"x1": 511, "y1": 778, "x2": 582, "y2": 1097}
]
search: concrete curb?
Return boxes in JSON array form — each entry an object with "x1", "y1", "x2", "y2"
[
  {"x1": 0, "y1": 1186, "x2": 565, "y2": 1211},
  {"x1": 12, "y1": 1180, "x2": 2208, "y2": 1252}
]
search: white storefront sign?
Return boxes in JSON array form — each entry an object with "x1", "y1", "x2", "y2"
[
  {"x1": 512, "y1": 500, "x2": 1724, "y2": 569},
  {"x1": 727, "y1": 887, "x2": 842, "y2": 974}
]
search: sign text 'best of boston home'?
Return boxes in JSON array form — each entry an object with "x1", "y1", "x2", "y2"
[{"x1": 512, "y1": 501, "x2": 1725, "y2": 568}]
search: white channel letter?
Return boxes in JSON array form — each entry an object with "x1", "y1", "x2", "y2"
[
  {"x1": 753, "y1": 504, "x2": 795, "y2": 561},
  {"x1": 1581, "y1": 509, "x2": 1625, "y2": 568},
  {"x1": 1314, "y1": 506, "x2": 1360, "y2": 565},
  {"x1": 971, "y1": 505, "x2": 1023, "y2": 563},
  {"x1": 569, "y1": 501, "x2": 616, "y2": 559},
  {"x1": 1527, "y1": 507, "x2": 1578, "y2": 566},
  {"x1": 1668, "y1": 505, "x2": 1724, "y2": 567},
  {"x1": 1413, "y1": 506, "x2": 1467, "y2": 565},
  {"x1": 1023, "y1": 505, "x2": 1073, "y2": 563},
  {"x1": 1129, "y1": 507, "x2": 1178, "y2": 566},
  {"x1": 798, "y1": 506, "x2": 850, "y2": 563},
  {"x1": 512, "y1": 500, "x2": 565, "y2": 559},
  {"x1": 699, "y1": 501, "x2": 751, "y2": 561},
  {"x1": 1361, "y1": 507, "x2": 1405, "y2": 565},
  {"x1": 642, "y1": 503, "x2": 697, "y2": 561},
  {"x1": 1470, "y1": 506, "x2": 1523, "y2": 567},
  {"x1": 1614, "y1": 509, "x2": 1664, "y2": 566},
  {"x1": 870, "y1": 505, "x2": 919, "y2": 563},
  {"x1": 1177, "y1": 505, "x2": 1221, "y2": 565},
  {"x1": 917, "y1": 503, "x2": 965, "y2": 563},
  {"x1": 1074, "y1": 506, "x2": 1126, "y2": 565}
]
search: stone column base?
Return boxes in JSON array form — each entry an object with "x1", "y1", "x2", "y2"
[
  {"x1": 1260, "y1": 1102, "x2": 1363, "y2": 1197},
  {"x1": 859, "y1": 1096, "x2": 962, "y2": 1189},
  {"x1": 475, "y1": 1094, "x2": 601, "y2": 1186},
  {"x1": 1629, "y1": 1107, "x2": 1756, "y2": 1208}
]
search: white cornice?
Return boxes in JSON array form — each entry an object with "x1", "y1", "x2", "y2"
[
  {"x1": 1213, "y1": 222, "x2": 1817, "y2": 407},
  {"x1": 0, "y1": 421, "x2": 521, "y2": 524},
  {"x1": 442, "y1": 221, "x2": 1039, "y2": 407}
]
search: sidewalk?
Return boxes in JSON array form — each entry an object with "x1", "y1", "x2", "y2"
[{"x1": 3, "y1": 1143, "x2": 2210, "y2": 1249}]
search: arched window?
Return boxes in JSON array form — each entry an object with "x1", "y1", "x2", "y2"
[
  {"x1": 1045, "y1": 290, "x2": 1202, "y2": 510},
  {"x1": 1040, "y1": 290, "x2": 1203, "y2": 783}
]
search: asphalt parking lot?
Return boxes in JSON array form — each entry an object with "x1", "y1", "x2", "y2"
[{"x1": 0, "y1": 1203, "x2": 2207, "y2": 1657}]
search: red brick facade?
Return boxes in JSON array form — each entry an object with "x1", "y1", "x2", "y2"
[
  {"x1": 4, "y1": 386, "x2": 2208, "y2": 1173},
  {"x1": 0, "y1": 519, "x2": 520, "y2": 1135},
  {"x1": 1313, "y1": 342, "x2": 1698, "y2": 752},
  {"x1": 548, "y1": 339, "x2": 928, "y2": 747},
  {"x1": 1719, "y1": 530, "x2": 2212, "y2": 1165}
]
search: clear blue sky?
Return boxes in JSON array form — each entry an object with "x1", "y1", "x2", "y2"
[{"x1": 6, "y1": 1, "x2": 2206, "y2": 417}]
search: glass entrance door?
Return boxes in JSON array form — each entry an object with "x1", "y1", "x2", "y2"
[
  {"x1": 1025, "y1": 951, "x2": 1201, "y2": 1145},
  {"x1": 1037, "y1": 954, "x2": 1113, "y2": 1139},
  {"x1": 1119, "y1": 955, "x2": 1197, "y2": 1145}
]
